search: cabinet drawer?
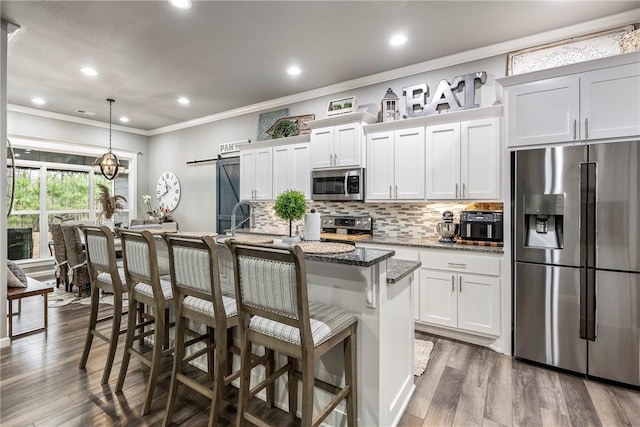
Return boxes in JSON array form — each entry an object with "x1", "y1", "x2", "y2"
[{"x1": 418, "y1": 249, "x2": 501, "y2": 276}]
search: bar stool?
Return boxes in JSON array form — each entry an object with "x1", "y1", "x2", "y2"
[
  {"x1": 78, "y1": 225, "x2": 128, "y2": 385},
  {"x1": 227, "y1": 241, "x2": 358, "y2": 427},
  {"x1": 161, "y1": 234, "x2": 242, "y2": 427},
  {"x1": 115, "y1": 229, "x2": 174, "y2": 416}
]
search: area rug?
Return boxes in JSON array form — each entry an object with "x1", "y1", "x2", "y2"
[
  {"x1": 47, "y1": 282, "x2": 127, "y2": 308},
  {"x1": 414, "y1": 339, "x2": 434, "y2": 377}
]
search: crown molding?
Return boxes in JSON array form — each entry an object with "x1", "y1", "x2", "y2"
[
  {"x1": 148, "y1": 7, "x2": 639, "y2": 136},
  {"x1": 8, "y1": 104, "x2": 150, "y2": 136}
]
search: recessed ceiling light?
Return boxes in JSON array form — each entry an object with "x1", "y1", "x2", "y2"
[
  {"x1": 31, "y1": 97, "x2": 45, "y2": 105},
  {"x1": 170, "y1": 0, "x2": 191, "y2": 9},
  {"x1": 119, "y1": 116, "x2": 130, "y2": 123},
  {"x1": 178, "y1": 97, "x2": 190, "y2": 105},
  {"x1": 81, "y1": 67, "x2": 98, "y2": 76},
  {"x1": 287, "y1": 66, "x2": 301, "y2": 76},
  {"x1": 389, "y1": 34, "x2": 408, "y2": 46}
]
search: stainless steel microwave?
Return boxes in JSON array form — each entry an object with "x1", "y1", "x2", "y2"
[{"x1": 311, "y1": 168, "x2": 364, "y2": 201}]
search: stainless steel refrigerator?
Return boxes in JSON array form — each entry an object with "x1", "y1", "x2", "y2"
[{"x1": 513, "y1": 141, "x2": 640, "y2": 387}]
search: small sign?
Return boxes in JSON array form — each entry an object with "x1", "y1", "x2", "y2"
[
  {"x1": 218, "y1": 139, "x2": 250, "y2": 155},
  {"x1": 402, "y1": 72, "x2": 487, "y2": 118}
]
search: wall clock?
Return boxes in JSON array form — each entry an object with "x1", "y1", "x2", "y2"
[{"x1": 156, "y1": 171, "x2": 181, "y2": 212}]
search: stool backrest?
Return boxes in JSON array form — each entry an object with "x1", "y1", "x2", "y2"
[
  {"x1": 119, "y1": 229, "x2": 162, "y2": 302},
  {"x1": 81, "y1": 225, "x2": 123, "y2": 293},
  {"x1": 227, "y1": 241, "x2": 311, "y2": 341},
  {"x1": 164, "y1": 234, "x2": 227, "y2": 317}
]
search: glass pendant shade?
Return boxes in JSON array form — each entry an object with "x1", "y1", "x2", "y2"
[{"x1": 94, "y1": 98, "x2": 123, "y2": 181}]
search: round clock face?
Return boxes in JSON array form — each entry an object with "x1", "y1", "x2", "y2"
[{"x1": 156, "y1": 171, "x2": 181, "y2": 212}]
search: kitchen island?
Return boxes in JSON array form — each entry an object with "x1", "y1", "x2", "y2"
[{"x1": 215, "y1": 238, "x2": 416, "y2": 427}]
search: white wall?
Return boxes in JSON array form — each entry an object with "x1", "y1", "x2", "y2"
[{"x1": 148, "y1": 54, "x2": 506, "y2": 232}]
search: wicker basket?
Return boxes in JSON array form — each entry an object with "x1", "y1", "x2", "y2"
[{"x1": 619, "y1": 29, "x2": 640, "y2": 53}]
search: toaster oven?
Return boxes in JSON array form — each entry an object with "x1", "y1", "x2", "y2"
[{"x1": 460, "y1": 211, "x2": 503, "y2": 242}]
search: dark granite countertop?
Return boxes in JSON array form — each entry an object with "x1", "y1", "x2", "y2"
[
  {"x1": 216, "y1": 233, "x2": 394, "y2": 267},
  {"x1": 359, "y1": 236, "x2": 504, "y2": 254},
  {"x1": 386, "y1": 259, "x2": 421, "y2": 284}
]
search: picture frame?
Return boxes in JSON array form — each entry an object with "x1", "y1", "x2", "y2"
[
  {"x1": 507, "y1": 25, "x2": 634, "y2": 76},
  {"x1": 327, "y1": 96, "x2": 357, "y2": 116},
  {"x1": 257, "y1": 108, "x2": 289, "y2": 141}
]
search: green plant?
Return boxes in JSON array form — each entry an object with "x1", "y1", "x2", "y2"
[
  {"x1": 343, "y1": 101, "x2": 352, "y2": 108},
  {"x1": 332, "y1": 103, "x2": 342, "y2": 110},
  {"x1": 273, "y1": 189, "x2": 307, "y2": 237},
  {"x1": 272, "y1": 119, "x2": 300, "y2": 139}
]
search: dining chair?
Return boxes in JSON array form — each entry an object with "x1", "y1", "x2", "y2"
[
  {"x1": 61, "y1": 224, "x2": 91, "y2": 296},
  {"x1": 227, "y1": 241, "x2": 358, "y2": 427},
  {"x1": 161, "y1": 234, "x2": 241, "y2": 427},
  {"x1": 48, "y1": 223, "x2": 69, "y2": 291},
  {"x1": 116, "y1": 229, "x2": 175, "y2": 416},
  {"x1": 79, "y1": 225, "x2": 128, "y2": 385}
]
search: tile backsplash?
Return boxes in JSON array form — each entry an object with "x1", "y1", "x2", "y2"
[{"x1": 252, "y1": 201, "x2": 479, "y2": 239}]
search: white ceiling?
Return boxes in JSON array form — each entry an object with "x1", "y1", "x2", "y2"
[{"x1": 3, "y1": 1, "x2": 639, "y2": 131}]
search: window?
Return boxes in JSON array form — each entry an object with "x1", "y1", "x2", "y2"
[{"x1": 7, "y1": 142, "x2": 136, "y2": 262}]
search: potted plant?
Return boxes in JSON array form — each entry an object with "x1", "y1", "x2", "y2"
[
  {"x1": 273, "y1": 189, "x2": 306, "y2": 242},
  {"x1": 97, "y1": 184, "x2": 127, "y2": 226}
]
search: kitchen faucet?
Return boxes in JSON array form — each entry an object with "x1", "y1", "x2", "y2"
[{"x1": 229, "y1": 200, "x2": 255, "y2": 236}]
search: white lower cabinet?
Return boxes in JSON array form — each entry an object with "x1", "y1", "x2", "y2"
[{"x1": 418, "y1": 249, "x2": 501, "y2": 336}]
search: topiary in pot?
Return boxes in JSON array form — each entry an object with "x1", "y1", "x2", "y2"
[{"x1": 273, "y1": 189, "x2": 307, "y2": 238}]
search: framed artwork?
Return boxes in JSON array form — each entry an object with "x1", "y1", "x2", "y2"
[
  {"x1": 257, "y1": 108, "x2": 289, "y2": 141},
  {"x1": 507, "y1": 25, "x2": 634, "y2": 76}
]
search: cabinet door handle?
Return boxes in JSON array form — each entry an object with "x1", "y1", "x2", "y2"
[
  {"x1": 585, "y1": 118, "x2": 589, "y2": 139},
  {"x1": 573, "y1": 119, "x2": 577, "y2": 141},
  {"x1": 395, "y1": 185, "x2": 398, "y2": 199},
  {"x1": 462, "y1": 183, "x2": 466, "y2": 198},
  {"x1": 334, "y1": 153, "x2": 338, "y2": 165},
  {"x1": 459, "y1": 276, "x2": 462, "y2": 293},
  {"x1": 389, "y1": 185, "x2": 393, "y2": 199},
  {"x1": 451, "y1": 275, "x2": 455, "y2": 292},
  {"x1": 456, "y1": 183, "x2": 459, "y2": 199}
]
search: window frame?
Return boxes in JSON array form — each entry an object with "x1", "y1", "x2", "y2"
[{"x1": 7, "y1": 135, "x2": 138, "y2": 262}]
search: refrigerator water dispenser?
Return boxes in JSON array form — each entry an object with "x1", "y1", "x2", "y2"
[{"x1": 524, "y1": 194, "x2": 565, "y2": 249}]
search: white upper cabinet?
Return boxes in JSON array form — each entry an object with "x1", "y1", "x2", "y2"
[
  {"x1": 240, "y1": 146, "x2": 273, "y2": 201},
  {"x1": 505, "y1": 76, "x2": 579, "y2": 147},
  {"x1": 581, "y1": 63, "x2": 640, "y2": 141},
  {"x1": 311, "y1": 122, "x2": 362, "y2": 169},
  {"x1": 307, "y1": 112, "x2": 377, "y2": 169},
  {"x1": 426, "y1": 117, "x2": 501, "y2": 200},
  {"x1": 502, "y1": 55, "x2": 640, "y2": 147},
  {"x1": 366, "y1": 127, "x2": 425, "y2": 201},
  {"x1": 273, "y1": 142, "x2": 311, "y2": 199}
]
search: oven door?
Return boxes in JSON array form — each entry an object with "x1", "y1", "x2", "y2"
[{"x1": 312, "y1": 168, "x2": 363, "y2": 201}]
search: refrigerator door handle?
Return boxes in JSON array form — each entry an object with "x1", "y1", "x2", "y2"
[{"x1": 586, "y1": 268, "x2": 596, "y2": 341}]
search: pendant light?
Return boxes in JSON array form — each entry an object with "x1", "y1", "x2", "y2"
[{"x1": 93, "y1": 98, "x2": 124, "y2": 180}]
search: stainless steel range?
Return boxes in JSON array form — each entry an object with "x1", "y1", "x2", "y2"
[{"x1": 320, "y1": 215, "x2": 372, "y2": 242}]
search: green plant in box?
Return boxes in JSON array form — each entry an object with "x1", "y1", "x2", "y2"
[
  {"x1": 272, "y1": 119, "x2": 299, "y2": 139},
  {"x1": 274, "y1": 189, "x2": 307, "y2": 237}
]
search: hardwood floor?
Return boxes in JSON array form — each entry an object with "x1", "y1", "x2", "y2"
[
  {"x1": 2, "y1": 296, "x2": 639, "y2": 426},
  {"x1": 402, "y1": 332, "x2": 640, "y2": 427}
]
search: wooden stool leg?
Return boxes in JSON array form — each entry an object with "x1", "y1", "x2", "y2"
[
  {"x1": 116, "y1": 296, "x2": 138, "y2": 393},
  {"x1": 209, "y1": 326, "x2": 228, "y2": 427},
  {"x1": 163, "y1": 309, "x2": 186, "y2": 427},
  {"x1": 236, "y1": 330, "x2": 252, "y2": 427},
  {"x1": 300, "y1": 355, "x2": 315, "y2": 427},
  {"x1": 141, "y1": 307, "x2": 165, "y2": 416},
  {"x1": 79, "y1": 287, "x2": 100, "y2": 370},
  {"x1": 287, "y1": 356, "x2": 298, "y2": 419},
  {"x1": 265, "y1": 348, "x2": 275, "y2": 408},
  {"x1": 8, "y1": 299, "x2": 14, "y2": 339},
  {"x1": 344, "y1": 324, "x2": 357, "y2": 426},
  {"x1": 207, "y1": 326, "x2": 215, "y2": 381},
  {"x1": 102, "y1": 293, "x2": 123, "y2": 384}
]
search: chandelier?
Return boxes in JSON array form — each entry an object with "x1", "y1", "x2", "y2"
[{"x1": 93, "y1": 98, "x2": 124, "y2": 180}]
